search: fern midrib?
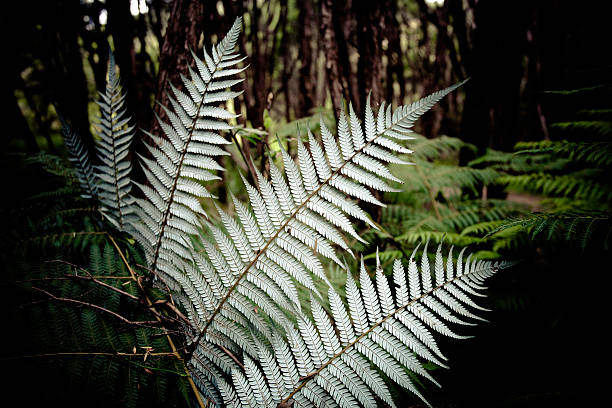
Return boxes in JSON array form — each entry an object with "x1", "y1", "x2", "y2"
[
  {"x1": 279, "y1": 262, "x2": 496, "y2": 405},
  {"x1": 150, "y1": 56, "x2": 224, "y2": 273},
  {"x1": 190, "y1": 110, "x2": 419, "y2": 356}
]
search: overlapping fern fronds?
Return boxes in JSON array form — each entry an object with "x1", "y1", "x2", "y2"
[
  {"x1": 58, "y1": 51, "x2": 138, "y2": 231},
  {"x1": 182, "y1": 82, "x2": 468, "y2": 403},
  {"x1": 41, "y1": 16, "x2": 505, "y2": 408},
  {"x1": 16, "y1": 153, "x2": 104, "y2": 251},
  {"x1": 514, "y1": 140, "x2": 612, "y2": 167},
  {"x1": 9, "y1": 241, "x2": 191, "y2": 407},
  {"x1": 366, "y1": 135, "x2": 521, "y2": 260}
]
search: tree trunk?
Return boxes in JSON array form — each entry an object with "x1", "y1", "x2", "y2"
[
  {"x1": 355, "y1": 0, "x2": 384, "y2": 115},
  {"x1": 296, "y1": 0, "x2": 316, "y2": 118},
  {"x1": 460, "y1": 1, "x2": 532, "y2": 153},
  {"x1": 321, "y1": 0, "x2": 351, "y2": 117},
  {"x1": 151, "y1": 0, "x2": 206, "y2": 135},
  {"x1": 384, "y1": 0, "x2": 406, "y2": 107},
  {"x1": 36, "y1": 1, "x2": 94, "y2": 154},
  {"x1": 107, "y1": 0, "x2": 155, "y2": 132}
]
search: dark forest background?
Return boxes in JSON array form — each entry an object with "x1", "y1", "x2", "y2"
[
  {"x1": 1, "y1": 0, "x2": 610, "y2": 407},
  {"x1": 6, "y1": 0, "x2": 611, "y2": 156}
]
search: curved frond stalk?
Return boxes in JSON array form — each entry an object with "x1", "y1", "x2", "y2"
[
  {"x1": 59, "y1": 114, "x2": 97, "y2": 200},
  {"x1": 131, "y1": 17, "x2": 245, "y2": 286},
  {"x1": 95, "y1": 51, "x2": 136, "y2": 231},
  {"x1": 230, "y1": 243, "x2": 503, "y2": 408},
  {"x1": 188, "y1": 81, "x2": 468, "y2": 354}
]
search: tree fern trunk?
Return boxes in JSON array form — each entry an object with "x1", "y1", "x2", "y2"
[
  {"x1": 297, "y1": 0, "x2": 316, "y2": 118},
  {"x1": 151, "y1": 0, "x2": 205, "y2": 136},
  {"x1": 355, "y1": 0, "x2": 384, "y2": 115},
  {"x1": 321, "y1": 0, "x2": 351, "y2": 118}
]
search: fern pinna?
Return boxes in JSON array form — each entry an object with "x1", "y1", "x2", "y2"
[{"x1": 55, "y1": 17, "x2": 503, "y2": 408}]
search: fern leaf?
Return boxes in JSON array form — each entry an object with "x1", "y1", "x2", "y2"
[
  {"x1": 228, "y1": 244, "x2": 502, "y2": 407},
  {"x1": 59, "y1": 114, "x2": 97, "y2": 200},
  {"x1": 94, "y1": 51, "x2": 136, "y2": 231}
]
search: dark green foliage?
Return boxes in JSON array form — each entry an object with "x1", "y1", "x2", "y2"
[
  {"x1": 2, "y1": 153, "x2": 191, "y2": 407},
  {"x1": 355, "y1": 86, "x2": 612, "y2": 268},
  {"x1": 486, "y1": 87, "x2": 612, "y2": 251},
  {"x1": 355, "y1": 134, "x2": 524, "y2": 264}
]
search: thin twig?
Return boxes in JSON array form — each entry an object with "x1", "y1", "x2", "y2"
[
  {"x1": 31, "y1": 286, "x2": 160, "y2": 327},
  {"x1": 70, "y1": 269, "x2": 140, "y2": 301},
  {"x1": 153, "y1": 300, "x2": 191, "y2": 326},
  {"x1": 218, "y1": 344, "x2": 245, "y2": 370},
  {"x1": 4, "y1": 351, "x2": 179, "y2": 361}
]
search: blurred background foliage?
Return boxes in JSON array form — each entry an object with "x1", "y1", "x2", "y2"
[{"x1": 1, "y1": 0, "x2": 610, "y2": 406}]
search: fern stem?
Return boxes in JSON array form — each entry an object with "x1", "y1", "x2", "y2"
[
  {"x1": 279, "y1": 262, "x2": 498, "y2": 406},
  {"x1": 22, "y1": 231, "x2": 107, "y2": 245},
  {"x1": 229, "y1": 129, "x2": 260, "y2": 189},
  {"x1": 110, "y1": 108, "x2": 125, "y2": 230},
  {"x1": 9, "y1": 275, "x2": 133, "y2": 284}
]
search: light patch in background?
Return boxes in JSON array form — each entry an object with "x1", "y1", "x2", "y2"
[
  {"x1": 130, "y1": 0, "x2": 149, "y2": 16},
  {"x1": 425, "y1": 0, "x2": 444, "y2": 6},
  {"x1": 99, "y1": 9, "x2": 108, "y2": 26}
]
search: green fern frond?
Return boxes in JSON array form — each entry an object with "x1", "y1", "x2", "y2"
[
  {"x1": 397, "y1": 230, "x2": 482, "y2": 247},
  {"x1": 498, "y1": 173, "x2": 612, "y2": 202},
  {"x1": 514, "y1": 140, "x2": 612, "y2": 167},
  {"x1": 487, "y1": 211, "x2": 612, "y2": 250},
  {"x1": 398, "y1": 161, "x2": 498, "y2": 195},
  {"x1": 25, "y1": 151, "x2": 79, "y2": 180},
  {"x1": 409, "y1": 134, "x2": 474, "y2": 161},
  {"x1": 469, "y1": 147, "x2": 570, "y2": 173},
  {"x1": 461, "y1": 220, "x2": 506, "y2": 237},
  {"x1": 550, "y1": 120, "x2": 612, "y2": 136}
]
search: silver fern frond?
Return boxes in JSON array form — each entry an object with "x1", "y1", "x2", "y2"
[
  {"x1": 94, "y1": 51, "x2": 136, "y2": 231},
  {"x1": 226, "y1": 243, "x2": 503, "y2": 408},
  {"x1": 59, "y1": 113, "x2": 97, "y2": 200},
  {"x1": 130, "y1": 17, "x2": 245, "y2": 287}
]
